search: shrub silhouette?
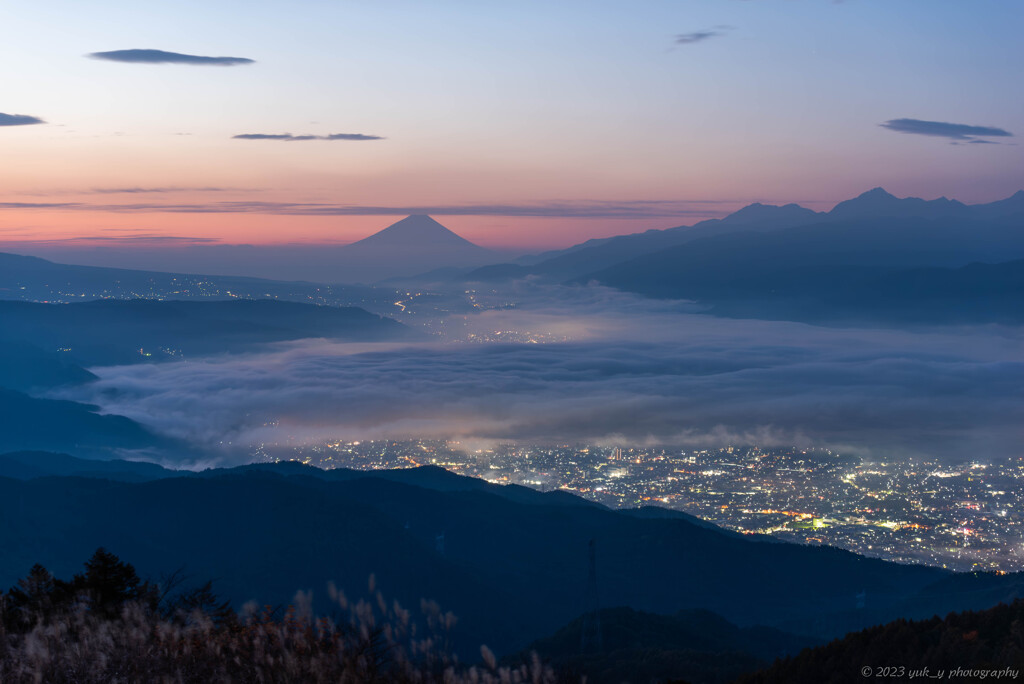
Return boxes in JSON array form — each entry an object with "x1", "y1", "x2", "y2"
[{"x1": 0, "y1": 549, "x2": 558, "y2": 683}]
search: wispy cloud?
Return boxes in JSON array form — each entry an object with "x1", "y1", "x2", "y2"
[
  {"x1": 674, "y1": 26, "x2": 734, "y2": 46},
  {"x1": 880, "y1": 118, "x2": 1013, "y2": 143},
  {"x1": 0, "y1": 199, "x2": 730, "y2": 219},
  {"x1": 0, "y1": 202, "x2": 80, "y2": 209},
  {"x1": 89, "y1": 187, "x2": 237, "y2": 194},
  {"x1": 19, "y1": 235, "x2": 222, "y2": 244},
  {"x1": 0, "y1": 113, "x2": 45, "y2": 126},
  {"x1": 232, "y1": 133, "x2": 385, "y2": 141},
  {"x1": 675, "y1": 31, "x2": 719, "y2": 45},
  {"x1": 88, "y1": 49, "x2": 254, "y2": 66}
]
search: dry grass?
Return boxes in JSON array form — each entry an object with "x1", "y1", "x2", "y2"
[{"x1": 1, "y1": 576, "x2": 558, "y2": 684}]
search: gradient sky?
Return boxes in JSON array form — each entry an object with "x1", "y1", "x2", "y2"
[{"x1": 1, "y1": 0, "x2": 1022, "y2": 250}]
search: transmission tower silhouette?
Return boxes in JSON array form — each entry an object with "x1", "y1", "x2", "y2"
[{"x1": 580, "y1": 538, "x2": 603, "y2": 652}]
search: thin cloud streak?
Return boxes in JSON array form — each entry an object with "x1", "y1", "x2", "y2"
[
  {"x1": 675, "y1": 31, "x2": 719, "y2": 44},
  {"x1": 233, "y1": 133, "x2": 385, "y2": 141},
  {"x1": 89, "y1": 187, "x2": 238, "y2": 194},
  {"x1": 23, "y1": 235, "x2": 223, "y2": 244},
  {"x1": 88, "y1": 49, "x2": 254, "y2": 66},
  {"x1": 0, "y1": 199, "x2": 732, "y2": 219},
  {"x1": 0, "y1": 202, "x2": 80, "y2": 209},
  {"x1": 674, "y1": 26, "x2": 733, "y2": 46}
]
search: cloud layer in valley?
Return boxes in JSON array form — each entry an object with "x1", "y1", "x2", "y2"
[{"x1": 64, "y1": 285, "x2": 1024, "y2": 465}]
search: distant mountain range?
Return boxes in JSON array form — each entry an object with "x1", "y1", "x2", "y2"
[
  {"x1": 463, "y1": 188, "x2": 1024, "y2": 325},
  {"x1": 3, "y1": 189, "x2": 1022, "y2": 325},
  {"x1": 7, "y1": 214, "x2": 506, "y2": 284},
  {"x1": 2, "y1": 452, "x2": 1023, "y2": 660},
  {"x1": 496, "y1": 188, "x2": 1024, "y2": 277}
]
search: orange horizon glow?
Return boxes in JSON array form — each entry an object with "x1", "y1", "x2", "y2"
[
  {"x1": 0, "y1": 209, "x2": 738, "y2": 251},
  {"x1": 1, "y1": 1, "x2": 1020, "y2": 258}
]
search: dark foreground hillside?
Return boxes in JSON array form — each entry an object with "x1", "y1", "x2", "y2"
[
  {"x1": 0, "y1": 549, "x2": 553, "y2": 684},
  {"x1": 3, "y1": 453, "x2": 1024, "y2": 660},
  {"x1": 5, "y1": 548, "x2": 1020, "y2": 684},
  {"x1": 735, "y1": 599, "x2": 1024, "y2": 684},
  {"x1": 522, "y1": 606, "x2": 820, "y2": 684}
]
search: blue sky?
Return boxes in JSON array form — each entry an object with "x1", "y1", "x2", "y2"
[{"x1": 1, "y1": 0, "x2": 1021, "y2": 248}]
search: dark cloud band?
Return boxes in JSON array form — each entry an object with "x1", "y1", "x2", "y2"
[
  {"x1": 88, "y1": 49, "x2": 254, "y2": 66},
  {"x1": 0, "y1": 113, "x2": 45, "y2": 126},
  {"x1": 880, "y1": 118, "x2": 1012, "y2": 142}
]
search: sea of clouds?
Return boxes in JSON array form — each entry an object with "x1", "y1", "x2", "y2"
[{"x1": 64, "y1": 283, "x2": 1024, "y2": 465}]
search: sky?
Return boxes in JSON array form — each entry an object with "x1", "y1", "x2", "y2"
[{"x1": 1, "y1": 0, "x2": 1022, "y2": 251}]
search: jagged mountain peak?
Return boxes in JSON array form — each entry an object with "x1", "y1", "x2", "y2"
[
  {"x1": 858, "y1": 187, "x2": 896, "y2": 199},
  {"x1": 827, "y1": 187, "x2": 968, "y2": 220},
  {"x1": 720, "y1": 201, "x2": 821, "y2": 226}
]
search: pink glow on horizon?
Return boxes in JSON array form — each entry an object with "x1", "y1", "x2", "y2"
[{"x1": 0, "y1": 206, "x2": 742, "y2": 251}]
